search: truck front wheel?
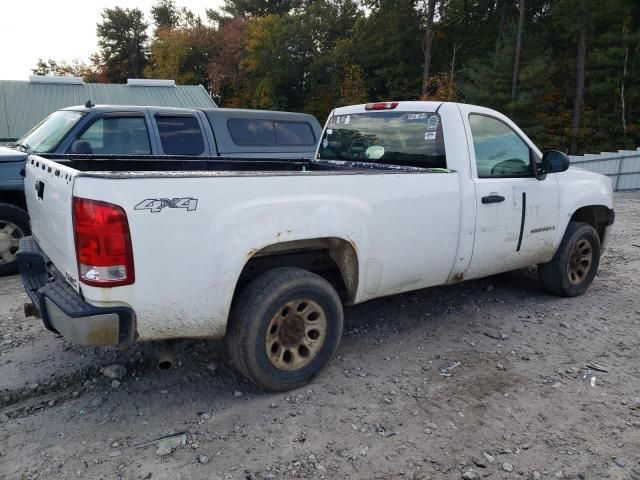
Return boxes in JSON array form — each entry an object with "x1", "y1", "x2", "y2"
[
  {"x1": 0, "y1": 203, "x2": 30, "y2": 276},
  {"x1": 227, "y1": 267, "x2": 344, "y2": 391},
  {"x1": 538, "y1": 221, "x2": 601, "y2": 297}
]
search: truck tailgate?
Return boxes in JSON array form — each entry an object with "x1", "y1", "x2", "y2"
[{"x1": 24, "y1": 156, "x2": 80, "y2": 291}]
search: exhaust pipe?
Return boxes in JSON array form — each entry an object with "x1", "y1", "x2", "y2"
[{"x1": 156, "y1": 341, "x2": 176, "y2": 370}]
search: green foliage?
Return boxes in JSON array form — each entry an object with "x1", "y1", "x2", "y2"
[
  {"x1": 215, "y1": 0, "x2": 303, "y2": 19},
  {"x1": 208, "y1": 18, "x2": 249, "y2": 106},
  {"x1": 350, "y1": 0, "x2": 423, "y2": 101},
  {"x1": 151, "y1": 0, "x2": 181, "y2": 30},
  {"x1": 33, "y1": 0, "x2": 640, "y2": 152},
  {"x1": 240, "y1": 1, "x2": 361, "y2": 119},
  {"x1": 339, "y1": 64, "x2": 368, "y2": 105},
  {"x1": 96, "y1": 7, "x2": 149, "y2": 82},
  {"x1": 145, "y1": 8, "x2": 216, "y2": 91},
  {"x1": 31, "y1": 58, "x2": 101, "y2": 83}
]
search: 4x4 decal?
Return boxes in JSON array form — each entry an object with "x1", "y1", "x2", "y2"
[{"x1": 134, "y1": 197, "x2": 198, "y2": 213}]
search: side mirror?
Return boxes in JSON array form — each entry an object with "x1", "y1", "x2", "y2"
[
  {"x1": 542, "y1": 150, "x2": 570, "y2": 174},
  {"x1": 69, "y1": 139, "x2": 93, "y2": 155}
]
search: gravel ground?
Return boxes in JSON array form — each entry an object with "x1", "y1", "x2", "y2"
[{"x1": 1, "y1": 192, "x2": 639, "y2": 480}]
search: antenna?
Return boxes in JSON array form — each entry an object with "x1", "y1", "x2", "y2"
[{"x1": 85, "y1": 100, "x2": 94, "y2": 108}]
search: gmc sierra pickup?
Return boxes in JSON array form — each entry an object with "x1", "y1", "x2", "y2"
[
  {"x1": 17, "y1": 101, "x2": 614, "y2": 391},
  {"x1": 0, "y1": 104, "x2": 321, "y2": 275}
]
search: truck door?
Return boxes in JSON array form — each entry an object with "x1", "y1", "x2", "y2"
[
  {"x1": 462, "y1": 109, "x2": 559, "y2": 280},
  {"x1": 66, "y1": 112, "x2": 154, "y2": 155}
]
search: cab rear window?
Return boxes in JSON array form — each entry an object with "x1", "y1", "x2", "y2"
[{"x1": 317, "y1": 111, "x2": 446, "y2": 169}]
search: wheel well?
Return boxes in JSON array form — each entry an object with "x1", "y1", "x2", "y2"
[
  {"x1": 0, "y1": 191, "x2": 27, "y2": 211},
  {"x1": 570, "y1": 205, "x2": 609, "y2": 242},
  {"x1": 235, "y1": 238, "x2": 359, "y2": 304}
]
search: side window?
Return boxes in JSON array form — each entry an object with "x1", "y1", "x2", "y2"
[
  {"x1": 469, "y1": 114, "x2": 532, "y2": 178},
  {"x1": 227, "y1": 119, "x2": 276, "y2": 146},
  {"x1": 76, "y1": 116, "x2": 151, "y2": 155},
  {"x1": 156, "y1": 116, "x2": 205, "y2": 155},
  {"x1": 274, "y1": 122, "x2": 315, "y2": 146}
]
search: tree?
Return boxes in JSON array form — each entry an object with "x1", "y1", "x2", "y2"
[
  {"x1": 211, "y1": 0, "x2": 303, "y2": 19},
  {"x1": 241, "y1": 14, "x2": 305, "y2": 109},
  {"x1": 422, "y1": 0, "x2": 437, "y2": 96},
  {"x1": 146, "y1": 12, "x2": 216, "y2": 90},
  {"x1": 151, "y1": 0, "x2": 181, "y2": 30},
  {"x1": 31, "y1": 58, "x2": 100, "y2": 82},
  {"x1": 209, "y1": 17, "x2": 249, "y2": 106},
  {"x1": 239, "y1": 1, "x2": 361, "y2": 118},
  {"x1": 352, "y1": 0, "x2": 424, "y2": 100},
  {"x1": 96, "y1": 7, "x2": 149, "y2": 83},
  {"x1": 339, "y1": 64, "x2": 368, "y2": 105},
  {"x1": 511, "y1": 0, "x2": 526, "y2": 101},
  {"x1": 570, "y1": 26, "x2": 588, "y2": 154}
]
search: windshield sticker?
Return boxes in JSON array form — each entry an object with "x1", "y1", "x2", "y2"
[
  {"x1": 345, "y1": 115, "x2": 351, "y2": 125},
  {"x1": 426, "y1": 115, "x2": 440, "y2": 130},
  {"x1": 407, "y1": 113, "x2": 428, "y2": 121},
  {"x1": 424, "y1": 131, "x2": 437, "y2": 141},
  {"x1": 326, "y1": 128, "x2": 333, "y2": 135}
]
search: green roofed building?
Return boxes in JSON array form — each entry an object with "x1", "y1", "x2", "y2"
[{"x1": 0, "y1": 76, "x2": 217, "y2": 144}]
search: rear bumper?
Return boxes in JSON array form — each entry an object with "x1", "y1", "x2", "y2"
[{"x1": 16, "y1": 236, "x2": 136, "y2": 346}]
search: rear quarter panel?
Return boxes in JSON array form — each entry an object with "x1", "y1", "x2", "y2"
[{"x1": 76, "y1": 171, "x2": 461, "y2": 341}]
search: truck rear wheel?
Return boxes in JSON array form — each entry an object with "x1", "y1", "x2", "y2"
[
  {"x1": 0, "y1": 203, "x2": 30, "y2": 276},
  {"x1": 538, "y1": 221, "x2": 601, "y2": 297},
  {"x1": 227, "y1": 267, "x2": 344, "y2": 391}
]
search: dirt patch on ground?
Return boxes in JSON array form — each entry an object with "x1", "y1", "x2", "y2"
[{"x1": 1, "y1": 192, "x2": 639, "y2": 480}]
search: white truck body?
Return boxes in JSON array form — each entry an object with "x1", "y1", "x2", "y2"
[{"x1": 20, "y1": 101, "x2": 614, "y2": 346}]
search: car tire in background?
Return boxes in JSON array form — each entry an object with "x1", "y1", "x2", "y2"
[
  {"x1": 538, "y1": 221, "x2": 601, "y2": 297},
  {"x1": 227, "y1": 267, "x2": 344, "y2": 391},
  {"x1": 0, "y1": 203, "x2": 30, "y2": 277}
]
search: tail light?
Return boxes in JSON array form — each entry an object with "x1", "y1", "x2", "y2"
[
  {"x1": 72, "y1": 197, "x2": 135, "y2": 287},
  {"x1": 365, "y1": 102, "x2": 399, "y2": 111}
]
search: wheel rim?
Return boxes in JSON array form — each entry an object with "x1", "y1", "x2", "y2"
[
  {"x1": 567, "y1": 238, "x2": 593, "y2": 285},
  {"x1": 265, "y1": 298, "x2": 328, "y2": 371},
  {"x1": 0, "y1": 221, "x2": 24, "y2": 265}
]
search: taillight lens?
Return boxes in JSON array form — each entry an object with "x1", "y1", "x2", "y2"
[
  {"x1": 72, "y1": 197, "x2": 135, "y2": 287},
  {"x1": 365, "y1": 101, "x2": 399, "y2": 111}
]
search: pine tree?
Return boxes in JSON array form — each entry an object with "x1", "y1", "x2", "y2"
[{"x1": 96, "y1": 7, "x2": 149, "y2": 83}]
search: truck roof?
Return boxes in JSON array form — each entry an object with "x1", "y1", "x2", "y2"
[
  {"x1": 60, "y1": 104, "x2": 317, "y2": 123},
  {"x1": 331, "y1": 101, "x2": 470, "y2": 116}
]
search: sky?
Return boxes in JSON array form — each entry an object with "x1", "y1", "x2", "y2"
[{"x1": 0, "y1": 0, "x2": 223, "y2": 81}]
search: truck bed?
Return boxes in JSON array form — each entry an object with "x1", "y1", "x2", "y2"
[
  {"x1": 24, "y1": 152, "x2": 461, "y2": 342},
  {"x1": 37, "y1": 154, "x2": 426, "y2": 177}
]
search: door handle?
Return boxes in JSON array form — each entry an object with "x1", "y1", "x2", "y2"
[{"x1": 481, "y1": 194, "x2": 505, "y2": 204}]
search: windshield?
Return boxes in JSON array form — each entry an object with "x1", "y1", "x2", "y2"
[
  {"x1": 317, "y1": 111, "x2": 447, "y2": 169},
  {"x1": 16, "y1": 110, "x2": 85, "y2": 153}
]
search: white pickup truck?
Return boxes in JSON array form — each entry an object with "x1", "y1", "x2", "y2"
[{"x1": 17, "y1": 101, "x2": 614, "y2": 391}]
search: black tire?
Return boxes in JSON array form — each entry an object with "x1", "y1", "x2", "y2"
[
  {"x1": 227, "y1": 267, "x2": 344, "y2": 391},
  {"x1": 0, "y1": 203, "x2": 30, "y2": 277},
  {"x1": 538, "y1": 221, "x2": 601, "y2": 297}
]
